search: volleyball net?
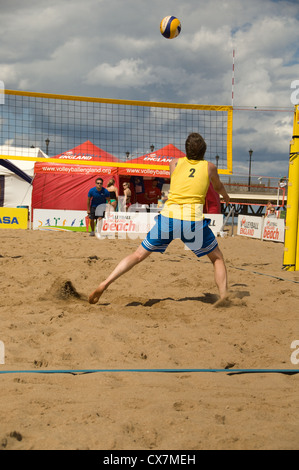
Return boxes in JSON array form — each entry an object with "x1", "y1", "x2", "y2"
[{"x1": 0, "y1": 90, "x2": 233, "y2": 174}]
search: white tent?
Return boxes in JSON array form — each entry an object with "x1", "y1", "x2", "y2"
[{"x1": 0, "y1": 145, "x2": 48, "y2": 210}]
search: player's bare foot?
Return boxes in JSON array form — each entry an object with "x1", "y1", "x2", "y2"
[
  {"x1": 88, "y1": 283, "x2": 106, "y2": 304},
  {"x1": 213, "y1": 292, "x2": 231, "y2": 308}
]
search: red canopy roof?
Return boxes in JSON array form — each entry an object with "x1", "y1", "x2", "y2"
[
  {"x1": 34, "y1": 140, "x2": 118, "y2": 177},
  {"x1": 130, "y1": 144, "x2": 185, "y2": 164},
  {"x1": 53, "y1": 140, "x2": 119, "y2": 162},
  {"x1": 118, "y1": 144, "x2": 185, "y2": 177},
  {"x1": 32, "y1": 140, "x2": 119, "y2": 212},
  {"x1": 34, "y1": 141, "x2": 185, "y2": 179}
]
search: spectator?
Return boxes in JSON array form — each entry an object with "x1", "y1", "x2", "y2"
[
  {"x1": 204, "y1": 183, "x2": 221, "y2": 214},
  {"x1": 265, "y1": 201, "x2": 275, "y2": 217},
  {"x1": 145, "y1": 179, "x2": 161, "y2": 205},
  {"x1": 107, "y1": 178, "x2": 119, "y2": 211},
  {"x1": 87, "y1": 177, "x2": 110, "y2": 237},
  {"x1": 122, "y1": 182, "x2": 131, "y2": 211},
  {"x1": 158, "y1": 191, "x2": 168, "y2": 209},
  {"x1": 131, "y1": 177, "x2": 145, "y2": 204},
  {"x1": 267, "y1": 206, "x2": 277, "y2": 218}
]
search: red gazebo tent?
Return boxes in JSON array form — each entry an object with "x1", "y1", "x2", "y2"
[
  {"x1": 117, "y1": 144, "x2": 184, "y2": 204},
  {"x1": 118, "y1": 144, "x2": 185, "y2": 178},
  {"x1": 32, "y1": 140, "x2": 220, "y2": 215},
  {"x1": 118, "y1": 144, "x2": 220, "y2": 212},
  {"x1": 32, "y1": 141, "x2": 119, "y2": 211}
]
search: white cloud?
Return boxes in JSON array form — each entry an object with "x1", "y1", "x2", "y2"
[
  {"x1": 0, "y1": 65, "x2": 18, "y2": 84},
  {"x1": 232, "y1": 15, "x2": 299, "y2": 107},
  {"x1": 234, "y1": 110, "x2": 293, "y2": 153},
  {"x1": 0, "y1": 0, "x2": 298, "y2": 176},
  {"x1": 85, "y1": 58, "x2": 157, "y2": 88},
  {"x1": 233, "y1": 159, "x2": 289, "y2": 178}
]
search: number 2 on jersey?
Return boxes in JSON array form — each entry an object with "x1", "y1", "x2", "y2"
[{"x1": 189, "y1": 168, "x2": 196, "y2": 178}]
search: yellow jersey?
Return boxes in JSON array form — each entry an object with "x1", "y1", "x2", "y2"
[{"x1": 161, "y1": 158, "x2": 209, "y2": 221}]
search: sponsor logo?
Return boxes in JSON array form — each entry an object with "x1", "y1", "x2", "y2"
[
  {"x1": 59, "y1": 152, "x2": 93, "y2": 160},
  {"x1": 239, "y1": 217, "x2": 260, "y2": 236},
  {"x1": 263, "y1": 219, "x2": 282, "y2": 240},
  {"x1": 102, "y1": 218, "x2": 136, "y2": 233},
  {"x1": 263, "y1": 226, "x2": 280, "y2": 240},
  {"x1": 0, "y1": 216, "x2": 19, "y2": 225},
  {"x1": 240, "y1": 217, "x2": 259, "y2": 230},
  {"x1": 144, "y1": 155, "x2": 173, "y2": 163}
]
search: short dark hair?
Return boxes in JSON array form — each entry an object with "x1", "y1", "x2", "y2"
[
  {"x1": 95, "y1": 177, "x2": 103, "y2": 184},
  {"x1": 185, "y1": 133, "x2": 207, "y2": 160}
]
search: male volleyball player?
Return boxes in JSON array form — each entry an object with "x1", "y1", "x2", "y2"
[
  {"x1": 89, "y1": 133, "x2": 230, "y2": 304},
  {"x1": 87, "y1": 177, "x2": 110, "y2": 237}
]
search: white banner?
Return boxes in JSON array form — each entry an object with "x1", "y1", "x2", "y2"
[
  {"x1": 237, "y1": 215, "x2": 263, "y2": 239},
  {"x1": 102, "y1": 212, "x2": 223, "y2": 237},
  {"x1": 204, "y1": 214, "x2": 224, "y2": 235},
  {"x1": 237, "y1": 214, "x2": 285, "y2": 243},
  {"x1": 32, "y1": 209, "x2": 225, "y2": 238},
  {"x1": 262, "y1": 217, "x2": 285, "y2": 242},
  {"x1": 102, "y1": 212, "x2": 156, "y2": 238}
]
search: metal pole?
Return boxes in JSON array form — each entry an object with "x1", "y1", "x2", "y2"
[
  {"x1": 230, "y1": 207, "x2": 235, "y2": 237},
  {"x1": 248, "y1": 149, "x2": 253, "y2": 191},
  {"x1": 45, "y1": 138, "x2": 50, "y2": 155}
]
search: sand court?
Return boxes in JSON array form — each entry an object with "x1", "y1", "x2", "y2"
[{"x1": 0, "y1": 229, "x2": 298, "y2": 450}]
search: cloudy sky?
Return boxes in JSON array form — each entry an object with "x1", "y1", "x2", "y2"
[{"x1": 0, "y1": 0, "x2": 298, "y2": 177}]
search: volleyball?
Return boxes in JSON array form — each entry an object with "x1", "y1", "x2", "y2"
[{"x1": 160, "y1": 16, "x2": 181, "y2": 39}]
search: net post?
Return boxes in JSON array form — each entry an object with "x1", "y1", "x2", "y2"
[{"x1": 283, "y1": 105, "x2": 299, "y2": 271}]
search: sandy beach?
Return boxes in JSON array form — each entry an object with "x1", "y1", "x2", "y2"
[{"x1": 0, "y1": 228, "x2": 298, "y2": 450}]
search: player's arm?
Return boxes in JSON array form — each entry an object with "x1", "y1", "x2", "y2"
[
  {"x1": 169, "y1": 158, "x2": 179, "y2": 177},
  {"x1": 105, "y1": 189, "x2": 111, "y2": 204},
  {"x1": 208, "y1": 162, "x2": 230, "y2": 205},
  {"x1": 124, "y1": 188, "x2": 131, "y2": 201},
  {"x1": 87, "y1": 196, "x2": 92, "y2": 214}
]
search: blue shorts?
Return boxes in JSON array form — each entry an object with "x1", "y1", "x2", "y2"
[
  {"x1": 89, "y1": 205, "x2": 105, "y2": 219},
  {"x1": 141, "y1": 214, "x2": 218, "y2": 258}
]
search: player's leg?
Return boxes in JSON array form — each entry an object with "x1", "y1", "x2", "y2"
[
  {"x1": 95, "y1": 216, "x2": 104, "y2": 239},
  {"x1": 90, "y1": 218, "x2": 95, "y2": 233},
  {"x1": 185, "y1": 219, "x2": 228, "y2": 301},
  {"x1": 206, "y1": 246, "x2": 228, "y2": 300},
  {"x1": 89, "y1": 245, "x2": 151, "y2": 304},
  {"x1": 89, "y1": 207, "x2": 96, "y2": 236},
  {"x1": 95, "y1": 204, "x2": 106, "y2": 238}
]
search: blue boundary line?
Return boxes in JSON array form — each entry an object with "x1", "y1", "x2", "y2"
[{"x1": 0, "y1": 368, "x2": 299, "y2": 375}]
